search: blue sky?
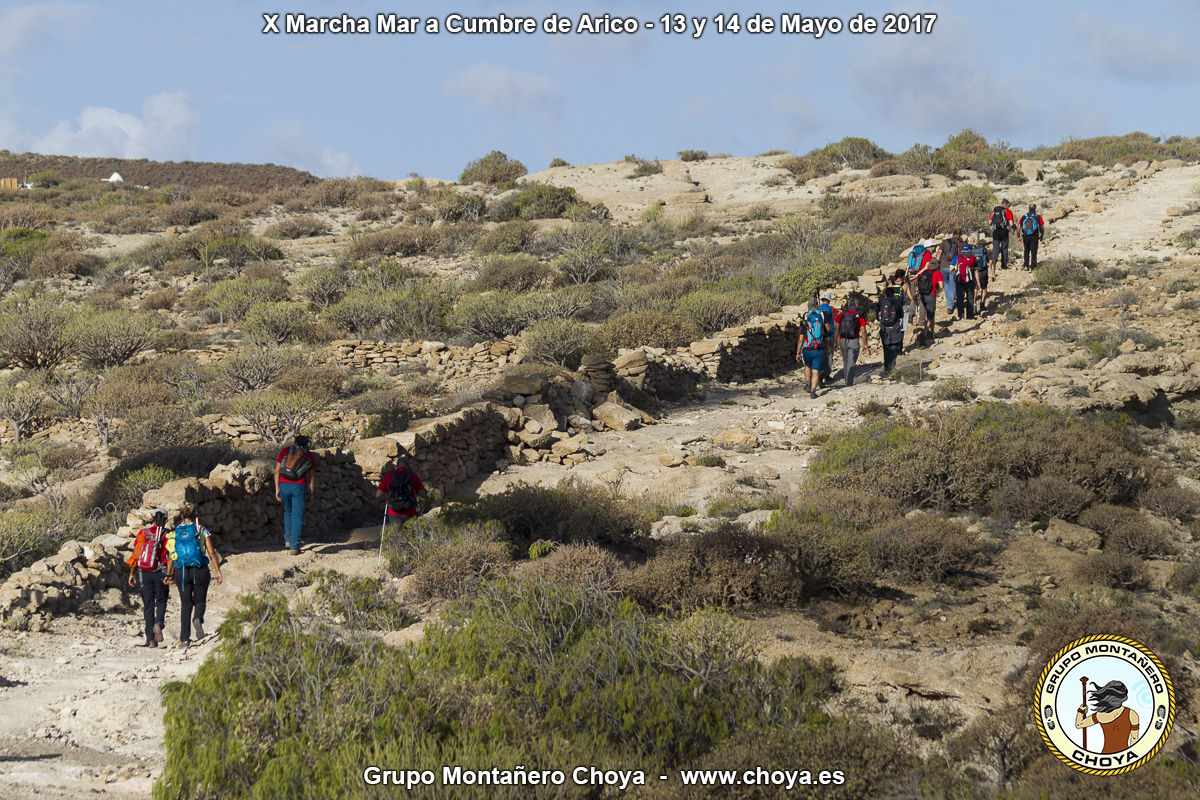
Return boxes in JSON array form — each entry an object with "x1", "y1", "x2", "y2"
[{"x1": 1, "y1": 1, "x2": 1198, "y2": 179}]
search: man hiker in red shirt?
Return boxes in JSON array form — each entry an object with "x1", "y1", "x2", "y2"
[
  {"x1": 987, "y1": 199, "x2": 1015, "y2": 270},
  {"x1": 376, "y1": 454, "x2": 427, "y2": 565},
  {"x1": 833, "y1": 295, "x2": 871, "y2": 387},
  {"x1": 275, "y1": 434, "x2": 316, "y2": 555}
]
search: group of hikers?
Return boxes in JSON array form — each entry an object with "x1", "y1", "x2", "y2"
[
  {"x1": 795, "y1": 199, "x2": 1046, "y2": 396},
  {"x1": 127, "y1": 435, "x2": 426, "y2": 649}
]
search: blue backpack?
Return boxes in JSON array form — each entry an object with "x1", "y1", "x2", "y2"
[
  {"x1": 907, "y1": 244, "x2": 926, "y2": 273},
  {"x1": 1021, "y1": 213, "x2": 1040, "y2": 235},
  {"x1": 173, "y1": 520, "x2": 208, "y2": 570},
  {"x1": 803, "y1": 309, "x2": 824, "y2": 349}
]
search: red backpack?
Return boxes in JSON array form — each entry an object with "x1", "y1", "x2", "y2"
[
  {"x1": 956, "y1": 252, "x2": 976, "y2": 281},
  {"x1": 135, "y1": 525, "x2": 166, "y2": 571}
]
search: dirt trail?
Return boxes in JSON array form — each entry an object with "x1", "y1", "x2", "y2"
[{"x1": 2, "y1": 165, "x2": 1198, "y2": 799}]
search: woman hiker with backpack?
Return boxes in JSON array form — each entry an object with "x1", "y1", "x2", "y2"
[
  {"x1": 794, "y1": 297, "x2": 827, "y2": 398},
  {"x1": 876, "y1": 286, "x2": 905, "y2": 375},
  {"x1": 275, "y1": 434, "x2": 316, "y2": 555},
  {"x1": 1021, "y1": 204, "x2": 1046, "y2": 269},
  {"x1": 127, "y1": 508, "x2": 171, "y2": 648},
  {"x1": 164, "y1": 510, "x2": 222, "y2": 648},
  {"x1": 832, "y1": 294, "x2": 871, "y2": 387}
]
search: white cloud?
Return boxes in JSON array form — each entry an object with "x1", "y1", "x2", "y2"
[
  {"x1": 31, "y1": 91, "x2": 199, "y2": 159},
  {"x1": 442, "y1": 62, "x2": 561, "y2": 118},
  {"x1": 0, "y1": 3, "x2": 96, "y2": 57},
  {"x1": 261, "y1": 116, "x2": 360, "y2": 178},
  {"x1": 1069, "y1": 13, "x2": 1200, "y2": 82}
]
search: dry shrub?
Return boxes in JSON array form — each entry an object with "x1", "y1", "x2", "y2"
[
  {"x1": 1078, "y1": 504, "x2": 1176, "y2": 557},
  {"x1": 797, "y1": 489, "x2": 900, "y2": 530},
  {"x1": 1138, "y1": 481, "x2": 1200, "y2": 520},
  {"x1": 409, "y1": 540, "x2": 512, "y2": 599},
  {"x1": 990, "y1": 475, "x2": 1094, "y2": 522},
  {"x1": 1074, "y1": 550, "x2": 1149, "y2": 590},
  {"x1": 824, "y1": 185, "x2": 996, "y2": 240},
  {"x1": 474, "y1": 220, "x2": 539, "y2": 255},
  {"x1": 519, "y1": 318, "x2": 590, "y2": 368},
  {"x1": 590, "y1": 311, "x2": 699, "y2": 359},
  {"x1": 623, "y1": 523, "x2": 798, "y2": 612},
  {"x1": 525, "y1": 542, "x2": 624, "y2": 593},
  {"x1": 868, "y1": 159, "x2": 900, "y2": 177},
  {"x1": 116, "y1": 404, "x2": 209, "y2": 457},
  {"x1": 765, "y1": 511, "x2": 873, "y2": 598},
  {"x1": 346, "y1": 226, "x2": 440, "y2": 259},
  {"x1": 470, "y1": 254, "x2": 556, "y2": 292},
  {"x1": 272, "y1": 364, "x2": 345, "y2": 400},
  {"x1": 157, "y1": 201, "x2": 222, "y2": 227},
  {"x1": 141, "y1": 288, "x2": 178, "y2": 311},
  {"x1": 779, "y1": 151, "x2": 836, "y2": 183},
  {"x1": 1005, "y1": 754, "x2": 1200, "y2": 800},
  {"x1": 459, "y1": 151, "x2": 527, "y2": 185},
  {"x1": 868, "y1": 515, "x2": 978, "y2": 583},
  {"x1": 0, "y1": 202, "x2": 55, "y2": 230},
  {"x1": 264, "y1": 214, "x2": 330, "y2": 239}
]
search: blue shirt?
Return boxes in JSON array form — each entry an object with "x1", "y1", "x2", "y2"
[{"x1": 818, "y1": 303, "x2": 834, "y2": 341}]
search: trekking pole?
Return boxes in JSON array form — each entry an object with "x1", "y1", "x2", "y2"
[
  {"x1": 1080, "y1": 676, "x2": 1089, "y2": 751},
  {"x1": 377, "y1": 508, "x2": 389, "y2": 570}
]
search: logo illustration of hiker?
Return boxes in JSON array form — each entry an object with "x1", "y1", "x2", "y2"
[{"x1": 1035, "y1": 635, "x2": 1175, "y2": 775}]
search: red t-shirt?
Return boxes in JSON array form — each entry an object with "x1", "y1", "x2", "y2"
[
  {"x1": 907, "y1": 250, "x2": 933, "y2": 276},
  {"x1": 276, "y1": 447, "x2": 316, "y2": 485},
  {"x1": 832, "y1": 308, "x2": 869, "y2": 340},
  {"x1": 917, "y1": 267, "x2": 944, "y2": 296},
  {"x1": 378, "y1": 467, "x2": 425, "y2": 516}
]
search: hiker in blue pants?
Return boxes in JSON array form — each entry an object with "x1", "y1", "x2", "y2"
[
  {"x1": 275, "y1": 434, "x2": 316, "y2": 555},
  {"x1": 938, "y1": 232, "x2": 963, "y2": 315},
  {"x1": 164, "y1": 512, "x2": 222, "y2": 648}
]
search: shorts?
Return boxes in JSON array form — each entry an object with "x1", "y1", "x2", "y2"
[
  {"x1": 801, "y1": 349, "x2": 825, "y2": 371},
  {"x1": 975, "y1": 269, "x2": 989, "y2": 290},
  {"x1": 921, "y1": 294, "x2": 937, "y2": 321}
]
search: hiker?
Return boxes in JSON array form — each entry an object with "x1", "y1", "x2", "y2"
[
  {"x1": 275, "y1": 434, "x2": 316, "y2": 555},
  {"x1": 795, "y1": 297, "x2": 827, "y2": 398},
  {"x1": 1020, "y1": 204, "x2": 1045, "y2": 268},
  {"x1": 987, "y1": 199, "x2": 1014, "y2": 269},
  {"x1": 972, "y1": 237, "x2": 996, "y2": 315},
  {"x1": 376, "y1": 455, "x2": 427, "y2": 524},
  {"x1": 938, "y1": 231, "x2": 964, "y2": 315},
  {"x1": 953, "y1": 240, "x2": 978, "y2": 320},
  {"x1": 876, "y1": 286, "x2": 905, "y2": 375},
  {"x1": 913, "y1": 256, "x2": 943, "y2": 344},
  {"x1": 164, "y1": 512, "x2": 222, "y2": 648},
  {"x1": 833, "y1": 294, "x2": 870, "y2": 386},
  {"x1": 888, "y1": 268, "x2": 912, "y2": 334},
  {"x1": 906, "y1": 240, "x2": 935, "y2": 329},
  {"x1": 817, "y1": 291, "x2": 836, "y2": 384},
  {"x1": 126, "y1": 508, "x2": 170, "y2": 648}
]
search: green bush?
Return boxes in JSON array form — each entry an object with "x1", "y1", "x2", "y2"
[
  {"x1": 776, "y1": 262, "x2": 857, "y2": 303},
  {"x1": 459, "y1": 150, "x2": 527, "y2": 185},
  {"x1": 624, "y1": 523, "x2": 798, "y2": 611},
  {"x1": 157, "y1": 582, "x2": 837, "y2": 799},
  {"x1": 674, "y1": 289, "x2": 775, "y2": 335},
  {"x1": 810, "y1": 404, "x2": 1156, "y2": 515},
  {"x1": 432, "y1": 191, "x2": 487, "y2": 223},
  {"x1": 324, "y1": 281, "x2": 451, "y2": 341},
  {"x1": 678, "y1": 150, "x2": 709, "y2": 162},
  {"x1": 0, "y1": 290, "x2": 76, "y2": 369},
  {"x1": 488, "y1": 183, "x2": 578, "y2": 221},
  {"x1": 519, "y1": 318, "x2": 590, "y2": 368},
  {"x1": 242, "y1": 301, "x2": 308, "y2": 345},
  {"x1": 69, "y1": 311, "x2": 152, "y2": 368},
  {"x1": 931, "y1": 376, "x2": 977, "y2": 402},
  {"x1": 548, "y1": 157, "x2": 569, "y2": 168},
  {"x1": 820, "y1": 136, "x2": 891, "y2": 169},
  {"x1": 114, "y1": 464, "x2": 180, "y2": 513},
  {"x1": 203, "y1": 277, "x2": 290, "y2": 323},
  {"x1": 1032, "y1": 257, "x2": 1098, "y2": 290},
  {"x1": 474, "y1": 220, "x2": 538, "y2": 254},
  {"x1": 590, "y1": 311, "x2": 698, "y2": 359},
  {"x1": 794, "y1": 489, "x2": 900, "y2": 530},
  {"x1": 308, "y1": 570, "x2": 414, "y2": 631},
  {"x1": 441, "y1": 479, "x2": 650, "y2": 552},
  {"x1": 626, "y1": 155, "x2": 663, "y2": 178},
  {"x1": 779, "y1": 151, "x2": 837, "y2": 183}
]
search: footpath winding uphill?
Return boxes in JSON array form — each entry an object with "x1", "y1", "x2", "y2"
[{"x1": 1, "y1": 164, "x2": 1197, "y2": 798}]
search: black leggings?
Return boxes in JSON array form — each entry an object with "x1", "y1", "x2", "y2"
[
  {"x1": 174, "y1": 566, "x2": 211, "y2": 642},
  {"x1": 138, "y1": 570, "x2": 168, "y2": 641}
]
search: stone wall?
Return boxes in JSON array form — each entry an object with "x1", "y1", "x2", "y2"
[{"x1": 331, "y1": 337, "x2": 522, "y2": 380}]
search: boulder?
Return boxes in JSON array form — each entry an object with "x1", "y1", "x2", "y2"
[
  {"x1": 550, "y1": 434, "x2": 588, "y2": 458},
  {"x1": 522, "y1": 403, "x2": 559, "y2": 433},
  {"x1": 1045, "y1": 518, "x2": 1100, "y2": 551},
  {"x1": 1015, "y1": 159, "x2": 1044, "y2": 182},
  {"x1": 592, "y1": 400, "x2": 642, "y2": 431},
  {"x1": 501, "y1": 374, "x2": 548, "y2": 396},
  {"x1": 714, "y1": 428, "x2": 759, "y2": 449}
]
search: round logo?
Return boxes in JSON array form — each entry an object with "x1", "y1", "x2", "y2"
[{"x1": 1035, "y1": 635, "x2": 1175, "y2": 775}]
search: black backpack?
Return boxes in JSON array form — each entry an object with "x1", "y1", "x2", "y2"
[
  {"x1": 878, "y1": 296, "x2": 902, "y2": 328},
  {"x1": 386, "y1": 467, "x2": 418, "y2": 512},
  {"x1": 838, "y1": 308, "x2": 861, "y2": 339},
  {"x1": 917, "y1": 270, "x2": 934, "y2": 296},
  {"x1": 990, "y1": 205, "x2": 1009, "y2": 233},
  {"x1": 278, "y1": 445, "x2": 311, "y2": 481}
]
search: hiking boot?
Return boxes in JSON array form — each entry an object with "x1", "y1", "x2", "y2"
[
  {"x1": 153, "y1": 623, "x2": 163, "y2": 644},
  {"x1": 193, "y1": 619, "x2": 205, "y2": 640},
  {"x1": 180, "y1": 639, "x2": 190, "y2": 649},
  {"x1": 290, "y1": 548, "x2": 301, "y2": 556},
  {"x1": 146, "y1": 638, "x2": 158, "y2": 648}
]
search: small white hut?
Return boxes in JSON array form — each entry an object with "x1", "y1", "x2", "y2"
[{"x1": 101, "y1": 172, "x2": 124, "y2": 183}]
